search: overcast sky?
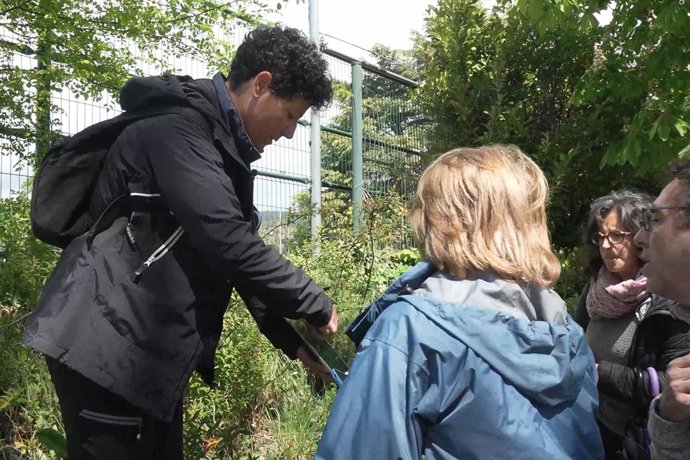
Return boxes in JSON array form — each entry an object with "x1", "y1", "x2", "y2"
[{"x1": 268, "y1": 0, "x2": 437, "y2": 59}]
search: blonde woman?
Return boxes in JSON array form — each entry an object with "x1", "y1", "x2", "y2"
[{"x1": 317, "y1": 145, "x2": 603, "y2": 459}]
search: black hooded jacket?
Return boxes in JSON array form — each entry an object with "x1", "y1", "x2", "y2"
[
  {"x1": 575, "y1": 286, "x2": 690, "y2": 415},
  {"x1": 24, "y1": 73, "x2": 332, "y2": 422}
]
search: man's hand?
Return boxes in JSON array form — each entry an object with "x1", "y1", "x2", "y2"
[
  {"x1": 296, "y1": 345, "x2": 331, "y2": 381},
  {"x1": 659, "y1": 353, "x2": 690, "y2": 422},
  {"x1": 315, "y1": 305, "x2": 338, "y2": 338}
]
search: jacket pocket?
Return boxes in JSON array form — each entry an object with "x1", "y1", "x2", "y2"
[
  {"x1": 87, "y1": 215, "x2": 195, "y2": 354},
  {"x1": 77, "y1": 409, "x2": 145, "y2": 457}
]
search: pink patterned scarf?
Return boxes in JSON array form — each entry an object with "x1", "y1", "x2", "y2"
[{"x1": 586, "y1": 267, "x2": 649, "y2": 320}]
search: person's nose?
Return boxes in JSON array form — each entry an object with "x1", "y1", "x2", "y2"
[
  {"x1": 282, "y1": 121, "x2": 297, "y2": 140},
  {"x1": 600, "y1": 236, "x2": 612, "y2": 249}
]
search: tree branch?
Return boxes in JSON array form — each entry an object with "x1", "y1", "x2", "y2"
[
  {"x1": 0, "y1": 4, "x2": 28, "y2": 16},
  {"x1": 0, "y1": 124, "x2": 33, "y2": 140},
  {"x1": 0, "y1": 38, "x2": 36, "y2": 56}
]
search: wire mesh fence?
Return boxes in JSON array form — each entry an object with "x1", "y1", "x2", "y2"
[
  {"x1": 0, "y1": 19, "x2": 425, "y2": 250},
  {"x1": 0, "y1": 23, "x2": 35, "y2": 198},
  {"x1": 318, "y1": 50, "x2": 425, "y2": 197}
]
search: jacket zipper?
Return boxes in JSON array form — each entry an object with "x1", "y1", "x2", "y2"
[
  {"x1": 78, "y1": 409, "x2": 143, "y2": 440},
  {"x1": 133, "y1": 225, "x2": 185, "y2": 283}
]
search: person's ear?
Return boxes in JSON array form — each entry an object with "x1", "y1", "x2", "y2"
[{"x1": 252, "y1": 71, "x2": 273, "y2": 97}]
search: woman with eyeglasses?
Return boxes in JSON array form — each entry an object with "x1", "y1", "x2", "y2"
[{"x1": 574, "y1": 190, "x2": 690, "y2": 459}]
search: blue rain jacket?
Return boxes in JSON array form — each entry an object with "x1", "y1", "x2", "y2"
[{"x1": 317, "y1": 262, "x2": 603, "y2": 459}]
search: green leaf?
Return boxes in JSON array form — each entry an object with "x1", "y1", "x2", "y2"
[
  {"x1": 649, "y1": 117, "x2": 659, "y2": 140},
  {"x1": 527, "y1": 0, "x2": 545, "y2": 24},
  {"x1": 679, "y1": 143, "x2": 690, "y2": 159},
  {"x1": 36, "y1": 428, "x2": 68, "y2": 459},
  {"x1": 633, "y1": 139, "x2": 642, "y2": 162},
  {"x1": 672, "y1": 116, "x2": 688, "y2": 137},
  {"x1": 658, "y1": 118, "x2": 671, "y2": 142}
]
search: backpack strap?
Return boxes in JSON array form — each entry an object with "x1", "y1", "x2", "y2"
[
  {"x1": 85, "y1": 192, "x2": 166, "y2": 246},
  {"x1": 81, "y1": 105, "x2": 212, "y2": 242}
]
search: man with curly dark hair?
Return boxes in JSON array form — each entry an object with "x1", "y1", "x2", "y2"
[
  {"x1": 228, "y1": 26, "x2": 332, "y2": 109},
  {"x1": 225, "y1": 25, "x2": 333, "y2": 151},
  {"x1": 24, "y1": 25, "x2": 336, "y2": 459}
]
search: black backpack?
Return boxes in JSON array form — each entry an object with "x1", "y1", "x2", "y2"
[{"x1": 31, "y1": 105, "x2": 203, "y2": 248}]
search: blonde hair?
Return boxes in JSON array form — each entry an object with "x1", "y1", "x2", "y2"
[{"x1": 409, "y1": 145, "x2": 561, "y2": 288}]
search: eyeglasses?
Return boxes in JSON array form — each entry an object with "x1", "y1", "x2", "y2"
[
  {"x1": 642, "y1": 206, "x2": 690, "y2": 231},
  {"x1": 591, "y1": 230, "x2": 631, "y2": 246}
]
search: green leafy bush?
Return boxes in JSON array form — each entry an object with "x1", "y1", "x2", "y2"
[
  {"x1": 183, "y1": 297, "x2": 277, "y2": 458},
  {"x1": 0, "y1": 193, "x2": 62, "y2": 458},
  {"x1": 553, "y1": 246, "x2": 587, "y2": 314}
]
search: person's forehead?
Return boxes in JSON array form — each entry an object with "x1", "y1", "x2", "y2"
[
  {"x1": 654, "y1": 179, "x2": 684, "y2": 207},
  {"x1": 274, "y1": 93, "x2": 310, "y2": 105},
  {"x1": 286, "y1": 95, "x2": 311, "y2": 111},
  {"x1": 600, "y1": 209, "x2": 623, "y2": 229}
]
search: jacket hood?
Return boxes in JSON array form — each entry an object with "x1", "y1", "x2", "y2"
[
  {"x1": 414, "y1": 271, "x2": 568, "y2": 325},
  {"x1": 119, "y1": 74, "x2": 222, "y2": 126},
  {"x1": 404, "y1": 275, "x2": 591, "y2": 409},
  {"x1": 348, "y1": 262, "x2": 594, "y2": 410}
]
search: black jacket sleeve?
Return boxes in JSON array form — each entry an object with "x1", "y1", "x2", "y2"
[
  {"x1": 236, "y1": 287, "x2": 304, "y2": 359},
  {"x1": 139, "y1": 113, "x2": 332, "y2": 327},
  {"x1": 573, "y1": 280, "x2": 591, "y2": 331},
  {"x1": 598, "y1": 312, "x2": 690, "y2": 413}
]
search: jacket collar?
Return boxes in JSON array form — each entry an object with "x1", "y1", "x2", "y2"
[{"x1": 212, "y1": 72, "x2": 261, "y2": 164}]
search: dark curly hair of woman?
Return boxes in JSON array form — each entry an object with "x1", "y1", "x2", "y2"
[
  {"x1": 581, "y1": 189, "x2": 653, "y2": 278},
  {"x1": 228, "y1": 25, "x2": 333, "y2": 110}
]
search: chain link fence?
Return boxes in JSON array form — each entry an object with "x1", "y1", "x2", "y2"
[{"x1": 0, "y1": 20, "x2": 425, "y2": 249}]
